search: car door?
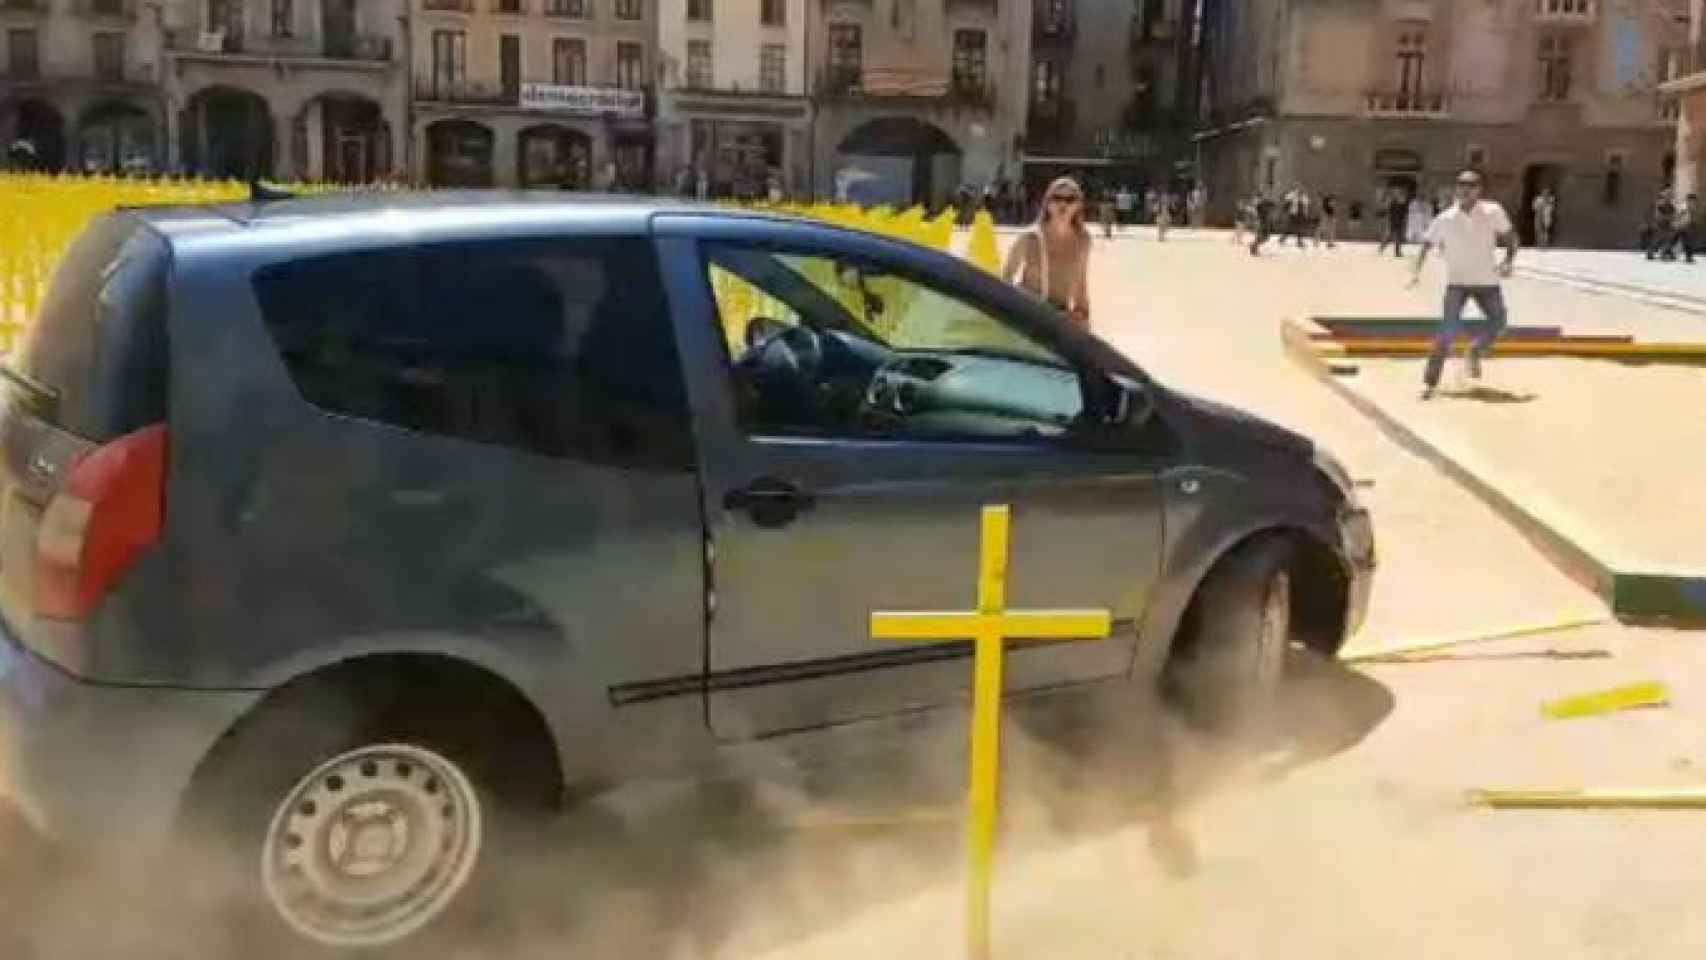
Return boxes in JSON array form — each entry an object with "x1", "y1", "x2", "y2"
[{"x1": 656, "y1": 219, "x2": 1169, "y2": 740}]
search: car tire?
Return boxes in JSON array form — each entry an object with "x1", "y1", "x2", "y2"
[
  {"x1": 1164, "y1": 535, "x2": 1295, "y2": 733},
  {"x1": 178, "y1": 677, "x2": 551, "y2": 956}
]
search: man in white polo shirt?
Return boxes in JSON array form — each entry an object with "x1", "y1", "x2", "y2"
[{"x1": 1408, "y1": 168, "x2": 1519, "y2": 399}]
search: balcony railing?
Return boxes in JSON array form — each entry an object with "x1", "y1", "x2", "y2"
[
  {"x1": 74, "y1": 0, "x2": 135, "y2": 16},
  {"x1": 813, "y1": 68, "x2": 994, "y2": 109},
  {"x1": 1534, "y1": 0, "x2": 1594, "y2": 24},
  {"x1": 166, "y1": 32, "x2": 394, "y2": 62},
  {"x1": 423, "y1": 0, "x2": 474, "y2": 11},
  {"x1": 946, "y1": 0, "x2": 998, "y2": 12},
  {"x1": 1364, "y1": 90, "x2": 1451, "y2": 119},
  {"x1": 415, "y1": 79, "x2": 516, "y2": 105},
  {"x1": 542, "y1": 0, "x2": 588, "y2": 15}
]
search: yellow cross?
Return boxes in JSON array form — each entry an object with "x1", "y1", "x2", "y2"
[{"x1": 870, "y1": 504, "x2": 1112, "y2": 960}]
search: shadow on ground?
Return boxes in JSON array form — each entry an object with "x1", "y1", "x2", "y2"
[{"x1": 3, "y1": 654, "x2": 1393, "y2": 960}]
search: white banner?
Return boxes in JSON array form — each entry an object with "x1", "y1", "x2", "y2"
[{"x1": 520, "y1": 83, "x2": 644, "y2": 117}]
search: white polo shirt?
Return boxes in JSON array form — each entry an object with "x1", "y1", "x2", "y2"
[{"x1": 1424, "y1": 200, "x2": 1513, "y2": 287}]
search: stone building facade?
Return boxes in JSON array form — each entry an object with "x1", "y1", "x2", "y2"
[
  {"x1": 410, "y1": 0, "x2": 657, "y2": 188},
  {"x1": 1194, "y1": 0, "x2": 1687, "y2": 247},
  {"x1": 655, "y1": 0, "x2": 810, "y2": 198},
  {"x1": 161, "y1": 0, "x2": 406, "y2": 181},
  {"x1": 1024, "y1": 0, "x2": 1190, "y2": 199},
  {"x1": 809, "y1": 0, "x2": 1032, "y2": 207},
  {"x1": 1661, "y1": 0, "x2": 1704, "y2": 195},
  {"x1": 1, "y1": 0, "x2": 169, "y2": 174}
]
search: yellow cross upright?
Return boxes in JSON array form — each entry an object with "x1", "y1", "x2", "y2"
[{"x1": 870, "y1": 504, "x2": 1112, "y2": 960}]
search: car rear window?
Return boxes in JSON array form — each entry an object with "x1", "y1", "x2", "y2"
[
  {"x1": 250, "y1": 237, "x2": 694, "y2": 470},
  {"x1": 15, "y1": 214, "x2": 170, "y2": 440}
]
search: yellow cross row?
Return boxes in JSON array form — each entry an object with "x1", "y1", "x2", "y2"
[{"x1": 871, "y1": 504, "x2": 1111, "y2": 960}]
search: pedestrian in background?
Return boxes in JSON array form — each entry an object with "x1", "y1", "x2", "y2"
[
  {"x1": 1408, "y1": 169, "x2": 1519, "y2": 399},
  {"x1": 1281, "y1": 183, "x2": 1312, "y2": 248},
  {"x1": 1669, "y1": 193, "x2": 1697, "y2": 263},
  {"x1": 1002, "y1": 175, "x2": 1093, "y2": 329},
  {"x1": 1532, "y1": 189, "x2": 1557, "y2": 248},
  {"x1": 1116, "y1": 184, "x2": 1135, "y2": 226},
  {"x1": 1099, "y1": 189, "x2": 1118, "y2": 239},
  {"x1": 1316, "y1": 192, "x2": 1340, "y2": 248},
  {"x1": 1249, "y1": 191, "x2": 1276, "y2": 256},
  {"x1": 1232, "y1": 194, "x2": 1252, "y2": 247},
  {"x1": 1156, "y1": 189, "x2": 1174, "y2": 242},
  {"x1": 1647, "y1": 189, "x2": 1677, "y2": 260},
  {"x1": 1377, "y1": 188, "x2": 1410, "y2": 258}
]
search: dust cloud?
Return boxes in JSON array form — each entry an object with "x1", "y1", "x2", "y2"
[{"x1": 3, "y1": 651, "x2": 1390, "y2": 959}]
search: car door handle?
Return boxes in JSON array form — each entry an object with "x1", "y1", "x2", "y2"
[{"x1": 724, "y1": 477, "x2": 815, "y2": 528}]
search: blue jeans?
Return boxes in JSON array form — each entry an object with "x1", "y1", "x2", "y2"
[{"x1": 1424, "y1": 285, "x2": 1508, "y2": 387}]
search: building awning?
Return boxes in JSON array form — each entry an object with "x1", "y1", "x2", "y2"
[{"x1": 1021, "y1": 155, "x2": 1145, "y2": 167}]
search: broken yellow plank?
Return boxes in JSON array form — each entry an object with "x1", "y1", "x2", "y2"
[
  {"x1": 1470, "y1": 787, "x2": 1706, "y2": 810},
  {"x1": 1340, "y1": 617, "x2": 1607, "y2": 663},
  {"x1": 1542, "y1": 681, "x2": 1670, "y2": 719}
]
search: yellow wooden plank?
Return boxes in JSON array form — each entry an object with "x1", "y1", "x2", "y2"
[
  {"x1": 870, "y1": 611, "x2": 985, "y2": 641},
  {"x1": 1470, "y1": 787, "x2": 1706, "y2": 810},
  {"x1": 1541, "y1": 681, "x2": 1670, "y2": 719},
  {"x1": 1340, "y1": 617, "x2": 1608, "y2": 663}
]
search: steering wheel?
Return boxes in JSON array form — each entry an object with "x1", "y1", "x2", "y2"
[{"x1": 737, "y1": 322, "x2": 823, "y2": 379}]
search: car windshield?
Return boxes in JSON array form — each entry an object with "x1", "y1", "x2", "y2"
[{"x1": 706, "y1": 245, "x2": 1068, "y2": 369}]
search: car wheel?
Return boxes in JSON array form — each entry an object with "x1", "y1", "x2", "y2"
[
  {"x1": 1164, "y1": 535, "x2": 1294, "y2": 732},
  {"x1": 180, "y1": 680, "x2": 547, "y2": 954}
]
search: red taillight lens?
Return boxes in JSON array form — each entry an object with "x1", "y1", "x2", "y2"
[{"x1": 34, "y1": 423, "x2": 168, "y2": 620}]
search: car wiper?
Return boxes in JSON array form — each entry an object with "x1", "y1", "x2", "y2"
[{"x1": 0, "y1": 362, "x2": 60, "y2": 410}]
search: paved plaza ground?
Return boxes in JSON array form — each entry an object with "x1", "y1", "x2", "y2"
[
  {"x1": 11, "y1": 227, "x2": 1706, "y2": 960},
  {"x1": 738, "y1": 229, "x2": 1706, "y2": 960}
]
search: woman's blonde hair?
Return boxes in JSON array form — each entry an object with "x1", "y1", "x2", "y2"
[{"x1": 1035, "y1": 175, "x2": 1091, "y2": 235}]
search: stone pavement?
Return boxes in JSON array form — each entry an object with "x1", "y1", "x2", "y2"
[{"x1": 738, "y1": 231, "x2": 1706, "y2": 960}]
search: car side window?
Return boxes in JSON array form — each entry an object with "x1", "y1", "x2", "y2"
[
  {"x1": 703, "y1": 243, "x2": 1084, "y2": 442},
  {"x1": 253, "y1": 238, "x2": 693, "y2": 470}
]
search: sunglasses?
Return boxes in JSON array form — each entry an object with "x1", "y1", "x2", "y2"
[
  {"x1": 1048, "y1": 194, "x2": 1082, "y2": 204},
  {"x1": 1455, "y1": 179, "x2": 1482, "y2": 189}
]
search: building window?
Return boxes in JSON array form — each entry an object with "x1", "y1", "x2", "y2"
[
  {"x1": 1395, "y1": 27, "x2": 1425, "y2": 105},
  {"x1": 952, "y1": 30, "x2": 987, "y2": 94},
  {"x1": 271, "y1": 0, "x2": 292, "y2": 37},
  {"x1": 616, "y1": 41, "x2": 643, "y2": 89},
  {"x1": 431, "y1": 30, "x2": 467, "y2": 98},
  {"x1": 91, "y1": 0, "x2": 123, "y2": 15},
  {"x1": 553, "y1": 37, "x2": 587, "y2": 85},
  {"x1": 1033, "y1": 58, "x2": 1063, "y2": 114},
  {"x1": 6, "y1": 29, "x2": 39, "y2": 80},
  {"x1": 687, "y1": 0, "x2": 710, "y2": 21},
  {"x1": 496, "y1": 0, "x2": 522, "y2": 13},
  {"x1": 761, "y1": 0, "x2": 783, "y2": 26},
  {"x1": 546, "y1": 0, "x2": 587, "y2": 15},
  {"x1": 500, "y1": 34, "x2": 521, "y2": 98},
  {"x1": 1538, "y1": 33, "x2": 1572, "y2": 102},
  {"x1": 92, "y1": 32, "x2": 124, "y2": 81},
  {"x1": 686, "y1": 39, "x2": 712, "y2": 89},
  {"x1": 614, "y1": 0, "x2": 640, "y2": 20},
  {"x1": 760, "y1": 43, "x2": 785, "y2": 93},
  {"x1": 827, "y1": 23, "x2": 861, "y2": 90}
]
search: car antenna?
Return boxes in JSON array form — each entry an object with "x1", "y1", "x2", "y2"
[{"x1": 249, "y1": 179, "x2": 297, "y2": 203}]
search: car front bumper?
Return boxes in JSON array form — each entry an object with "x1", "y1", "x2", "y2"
[
  {"x1": 0, "y1": 625, "x2": 259, "y2": 861},
  {"x1": 1340, "y1": 506, "x2": 1376, "y2": 637}
]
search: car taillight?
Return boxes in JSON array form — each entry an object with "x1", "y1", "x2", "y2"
[{"x1": 34, "y1": 423, "x2": 168, "y2": 620}]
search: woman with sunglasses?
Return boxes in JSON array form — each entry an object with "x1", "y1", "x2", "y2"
[{"x1": 1001, "y1": 176, "x2": 1093, "y2": 328}]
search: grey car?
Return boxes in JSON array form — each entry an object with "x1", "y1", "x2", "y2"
[{"x1": 0, "y1": 194, "x2": 1373, "y2": 949}]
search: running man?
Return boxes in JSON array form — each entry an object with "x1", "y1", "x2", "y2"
[{"x1": 1408, "y1": 169, "x2": 1518, "y2": 400}]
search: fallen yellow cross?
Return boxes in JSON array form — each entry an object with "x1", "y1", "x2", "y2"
[
  {"x1": 1470, "y1": 787, "x2": 1706, "y2": 810},
  {"x1": 871, "y1": 504, "x2": 1111, "y2": 960}
]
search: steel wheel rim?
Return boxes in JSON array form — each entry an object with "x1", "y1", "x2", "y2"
[
  {"x1": 1255, "y1": 569, "x2": 1291, "y2": 688},
  {"x1": 260, "y1": 743, "x2": 483, "y2": 948}
]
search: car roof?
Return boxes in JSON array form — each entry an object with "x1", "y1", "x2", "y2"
[{"x1": 126, "y1": 191, "x2": 821, "y2": 245}]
